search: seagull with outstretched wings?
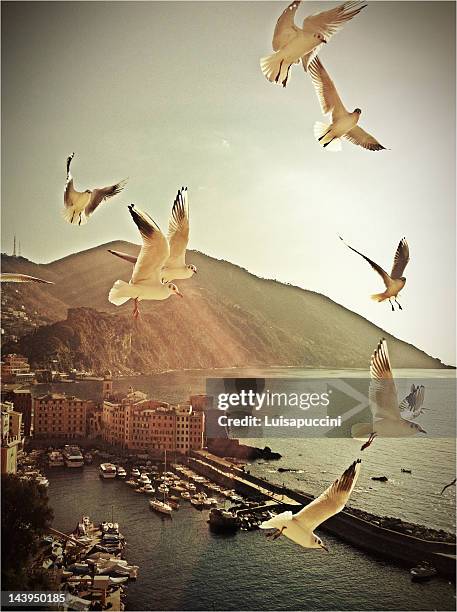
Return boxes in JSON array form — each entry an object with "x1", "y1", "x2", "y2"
[
  {"x1": 399, "y1": 384, "x2": 426, "y2": 420},
  {"x1": 260, "y1": 459, "x2": 361, "y2": 550},
  {"x1": 108, "y1": 205, "x2": 183, "y2": 318},
  {"x1": 339, "y1": 236, "x2": 409, "y2": 310},
  {"x1": 308, "y1": 57, "x2": 386, "y2": 152},
  {"x1": 260, "y1": 1, "x2": 366, "y2": 87},
  {"x1": 63, "y1": 153, "x2": 127, "y2": 226},
  {"x1": 108, "y1": 187, "x2": 197, "y2": 283},
  {"x1": 352, "y1": 340, "x2": 427, "y2": 450}
]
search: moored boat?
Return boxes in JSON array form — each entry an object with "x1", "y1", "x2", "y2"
[
  {"x1": 48, "y1": 450, "x2": 64, "y2": 467},
  {"x1": 62, "y1": 445, "x2": 84, "y2": 468},
  {"x1": 208, "y1": 508, "x2": 240, "y2": 532},
  {"x1": 99, "y1": 463, "x2": 117, "y2": 479},
  {"x1": 117, "y1": 466, "x2": 127, "y2": 479},
  {"x1": 149, "y1": 498, "x2": 173, "y2": 516}
]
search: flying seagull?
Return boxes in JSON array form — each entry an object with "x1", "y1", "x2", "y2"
[
  {"x1": 63, "y1": 153, "x2": 127, "y2": 226},
  {"x1": 399, "y1": 384, "x2": 426, "y2": 421},
  {"x1": 308, "y1": 57, "x2": 386, "y2": 151},
  {"x1": 108, "y1": 187, "x2": 197, "y2": 282},
  {"x1": 0, "y1": 273, "x2": 54, "y2": 284},
  {"x1": 339, "y1": 236, "x2": 409, "y2": 310},
  {"x1": 260, "y1": 459, "x2": 361, "y2": 550},
  {"x1": 352, "y1": 339, "x2": 427, "y2": 450},
  {"x1": 108, "y1": 204, "x2": 183, "y2": 318},
  {"x1": 260, "y1": 0, "x2": 366, "y2": 87}
]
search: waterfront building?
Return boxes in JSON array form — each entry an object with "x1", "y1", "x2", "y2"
[
  {"x1": 1, "y1": 401, "x2": 23, "y2": 474},
  {"x1": 4, "y1": 388, "x2": 32, "y2": 436},
  {"x1": 101, "y1": 389, "x2": 204, "y2": 454},
  {"x1": 33, "y1": 393, "x2": 95, "y2": 439},
  {"x1": 1, "y1": 353, "x2": 32, "y2": 383}
]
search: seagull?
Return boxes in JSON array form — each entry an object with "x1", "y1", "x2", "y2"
[
  {"x1": 108, "y1": 187, "x2": 197, "y2": 282},
  {"x1": 399, "y1": 384, "x2": 426, "y2": 421},
  {"x1": 352, "y1": 339, "x2": 427, "y2": 450},
  {"x1": 308, "y1": 57, "x2": 386, "y2": 151},
  {"x1": 339, "y1": 236, "x2": 409, "y2": 311},
  {"x1": 63, "y1": 153, "x2": 127, "y2": 226},
  {"x1": 0, "y1": 273, "x2": 54, "y2": 284},
  {"x1": 108, "y1": 204, "x2": 183, "y2": 318},
  {"x1": 260, "y1": 1, "x2": 366, "y2": 87},
  {"x1": 260, "y1": 459, "x2": 361, "y2": 550}
]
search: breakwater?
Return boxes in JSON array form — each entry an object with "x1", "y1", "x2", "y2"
[{"x1": 188, "y1": 451, "x2": 456, "y2": 579}]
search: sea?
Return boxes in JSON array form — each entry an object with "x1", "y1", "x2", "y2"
[{"x1": 39, "y1": 367, "x2": 456, "y2": 611}]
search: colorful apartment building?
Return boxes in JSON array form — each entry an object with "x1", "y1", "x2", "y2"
[
  {"x1": 33, "y1": 393, "x2": 95, "y2": 439},
  {"x1": 1, "y1": 401, "x2": 23, "y2": 474},
  {"x1": 101, "y1": 388, "x2": 204, "y2": 453}
]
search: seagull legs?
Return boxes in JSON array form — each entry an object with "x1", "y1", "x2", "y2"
[
  {"x1": 132, "y1": 298, "x2": 140, "y2": 320},
  {"x1": 282, "y1": 65, "x2": 291, "y2": 88},
  {"x1": 361, "y1": 432, "x2": 377, "y2": 451},
  {"x1": 388, "y1": 298, "x2": 395, "y2": 311},
  {"x1": 266, "y1": 527, "x2": 286, "y2": 540},
  {"x1": 394, "y1": 297, "x2": 403, "y2": 310}
]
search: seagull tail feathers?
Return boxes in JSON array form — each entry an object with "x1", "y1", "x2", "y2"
[
  {"x1": 371, "y1": 292, "x2": 387, "y2": 302},
  {"x1": 259, "y1": 511, "x2": 293, "y2": 530},
  {"x1": 108, "y1": 280, "x2": 134, "y2": 306},
  {"x1": 260, "y1": 52, "x2": 290, "y2": 86},
  {"x1": 351, "y1": 422, "x2": 373, "y2": 440},
  {"x1": 61, "y1": 207, "x2": 88, "y2": 226},
  {"x1": 314, "y1": 122, "x2": 342, "y2": 151}
]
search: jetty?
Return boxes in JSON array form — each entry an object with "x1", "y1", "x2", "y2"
[{"x1": 188, "y1": 450, "x2": 456, "y2": 580}]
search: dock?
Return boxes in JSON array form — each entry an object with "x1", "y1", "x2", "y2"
[{"x1": 188, "y1": 450, "x2": 456, "y2": 580}]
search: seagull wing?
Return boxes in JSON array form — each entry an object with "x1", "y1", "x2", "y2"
[
  {"x1": 399, "y1": 384, "x2": 425, "y2": 420},
  {"x1": 344, "y1": 126, "x2": 386, "y2": 151},
  {"x1": 369, "y1": 339, "x2": 400, "y2": 421},
  {"x1": 0, "y1": 273, "x2": 54, "y2": 284},
  {"x1": 108, "y1": 249, "x2": 138, "y2": 265},
  {"x1": 302, "y1": 1, "x2": 366, "y2": 40},
  {"x1": 339, "y1": 236, "x2": 391, "y2": 288},
  {"x1": 85, "y1": 179, "x2": 128, "y2": 217},
  {"x1": 293, "y1": 459, "x2": 361, "y2": 533},
  {"x1": 308, "y1": 57, "x2": 347, "y2": 120},
  {"x1": 166, "y1": 187, "x2": 189, "y2": 268},
  {"x1": 272, "y1": 1, "x2": 302, "y2": 51},
  {"x1": 390, "y1": 238, "x2": 410, "y2": 279},
  {"x1": 128, "y1": 205, "x2": 170, "y2": 286}
]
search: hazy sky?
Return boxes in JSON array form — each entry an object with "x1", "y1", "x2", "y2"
[{"x1": 2, "y1": 1, "x2": 456, "y2": 364}]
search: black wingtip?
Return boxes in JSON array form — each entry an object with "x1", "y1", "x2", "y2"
[{"x1": 128, "y1": 203, "x2": 134, "y2": 210}]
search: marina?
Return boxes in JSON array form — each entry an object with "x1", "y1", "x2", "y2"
[{"x1": 44, "y1": 462, "x2": 455, "y2": 611}]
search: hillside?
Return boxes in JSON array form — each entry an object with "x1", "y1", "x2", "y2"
[{"x1": 1, "y1": 244, "x2": 447, "y2": 374}]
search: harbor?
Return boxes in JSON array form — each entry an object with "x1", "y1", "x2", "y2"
[{"x1": 42, "y1": 460, "x2": 455, "y2": 612}]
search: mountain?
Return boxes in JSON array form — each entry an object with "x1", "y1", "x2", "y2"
[{"x1": 1, "y1": 243, "x2": 448, "y2": 374}]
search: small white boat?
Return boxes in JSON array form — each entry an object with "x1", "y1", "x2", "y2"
[
  {"x1": 99, "y1": 463, "x2": 117, "y2": 479},
  {"x1": 131, "y1": 468, "x2": 140, "y2": 477},
  {"x1": 149, "y1": 499, "x2": 172, "y2": 516},
  {"x1": 117, "y1": 467, "x2": 127, "y2": 479},
  {"x1": 143, "y1": 484, "x2": 155, "y2": 495},
  {"x1": 48, "y1": 450, "x2": 64, "y2": 467},
  {"x1": 181, "y1": 491, "x2": 191, "y2": 500},
  {"x1": 126, "y1": 479, "x2": 137, "y2": 487},
  {"x1": 139, "y1": 473, "x2": 151, "y2": 485},
  {"x1": 158, "y1": 484, "x2": 169, "y2": 494}
]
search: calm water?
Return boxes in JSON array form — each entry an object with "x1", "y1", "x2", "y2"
[{"x1": 42, "y1": 367, "x2": 456, "y2": 611}]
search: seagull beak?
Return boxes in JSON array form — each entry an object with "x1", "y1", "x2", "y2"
[
  {"x1": 419, "y1": 426, "x2": 427, "y2": 434},
  {"x1": 321, "y1": 543, "x2": 329, "y2": 552},
  {"x1": 176, "y1": 291, "x2": 184, "y2": 298},
  {"x1": 322, "y1": 39, "x2": 327, "y2": 44}
]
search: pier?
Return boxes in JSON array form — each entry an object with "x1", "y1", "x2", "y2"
[{"x1": 188, "y1": 451, "x2": 456, "y2": 580}]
